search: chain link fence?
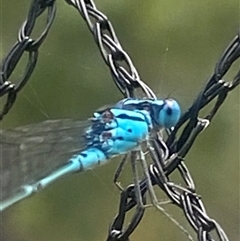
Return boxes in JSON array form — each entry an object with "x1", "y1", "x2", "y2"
[{"x1": 1, "y1": 1, "x2": 239, "y2": 241}]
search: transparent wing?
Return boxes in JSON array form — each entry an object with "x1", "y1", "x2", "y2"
[{"x1": 0, "y1": 119, "x2": 90, "y2": 202}]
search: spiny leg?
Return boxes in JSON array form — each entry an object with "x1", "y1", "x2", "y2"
[
  {"x1": 113, "y1": 154, "x2": 129, "y2": 191},
  {"x1": 130, "y1": 151, "x2": 145, "y2": 208},
  {"x1": 137, "y1": 148, "x2": 173, "y2": 208},
  {"x1": 130, "y1": 149, "x2": 168, "y2": 209},
  {"x1": 138, "y1": 148, "x2": 159, "y2": 207}
]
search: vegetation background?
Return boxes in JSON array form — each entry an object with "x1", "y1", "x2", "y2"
[{"x1": 1, "y1": 0, "x2": 239, "y2": 241}]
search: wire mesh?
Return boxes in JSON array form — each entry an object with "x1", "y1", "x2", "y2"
[{"x1": 0, "y1": 1, "x2": 239, "y2": 241}]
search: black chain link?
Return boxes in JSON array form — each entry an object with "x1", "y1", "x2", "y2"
[
  {"x1": 1, "y1": 1, "x2": 239, "y2": 241},
  {"x1": 65, "y1": 0, "x2": 157, "y2": 99},
  {"x1": 0, "y1": 0, "x2": 56, "y2": 120}
]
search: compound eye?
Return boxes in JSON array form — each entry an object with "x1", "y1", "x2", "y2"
[{"x1": 158, "y1": 99, "x2": 181, "y2": 128}]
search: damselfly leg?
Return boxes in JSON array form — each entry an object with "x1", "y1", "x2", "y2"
[{"x1": 113, "y1": 154, "x2": 129, "y2": 191}]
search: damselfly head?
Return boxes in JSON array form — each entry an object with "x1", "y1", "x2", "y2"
[{"x1": 156, "y1": 99, "x2": 181, "y2": 129}]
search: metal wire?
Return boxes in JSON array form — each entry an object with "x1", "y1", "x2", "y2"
[
  {"x1": 0, "y1": 0, "x2": 56, "y2": 120},
  {"x1": 65, "y1": 0, "x2": 156, "y2": 99}
]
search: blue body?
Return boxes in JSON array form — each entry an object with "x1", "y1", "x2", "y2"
[{"x1": 0, "y1": 98, "x2": 181, "y2": 211}]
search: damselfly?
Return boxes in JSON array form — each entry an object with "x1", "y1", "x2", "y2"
[{"x1": 0, "y1": 98, "x2": 181, "y2": 211}]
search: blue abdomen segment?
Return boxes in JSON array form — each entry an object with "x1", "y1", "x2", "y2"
[{"x1": 70, "y1": 147, "x2": 107, "y2": 171}]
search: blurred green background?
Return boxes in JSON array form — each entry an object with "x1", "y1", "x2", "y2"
[{"x1": 1, "y1": 0, "x2": 239, "y2": 241}]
